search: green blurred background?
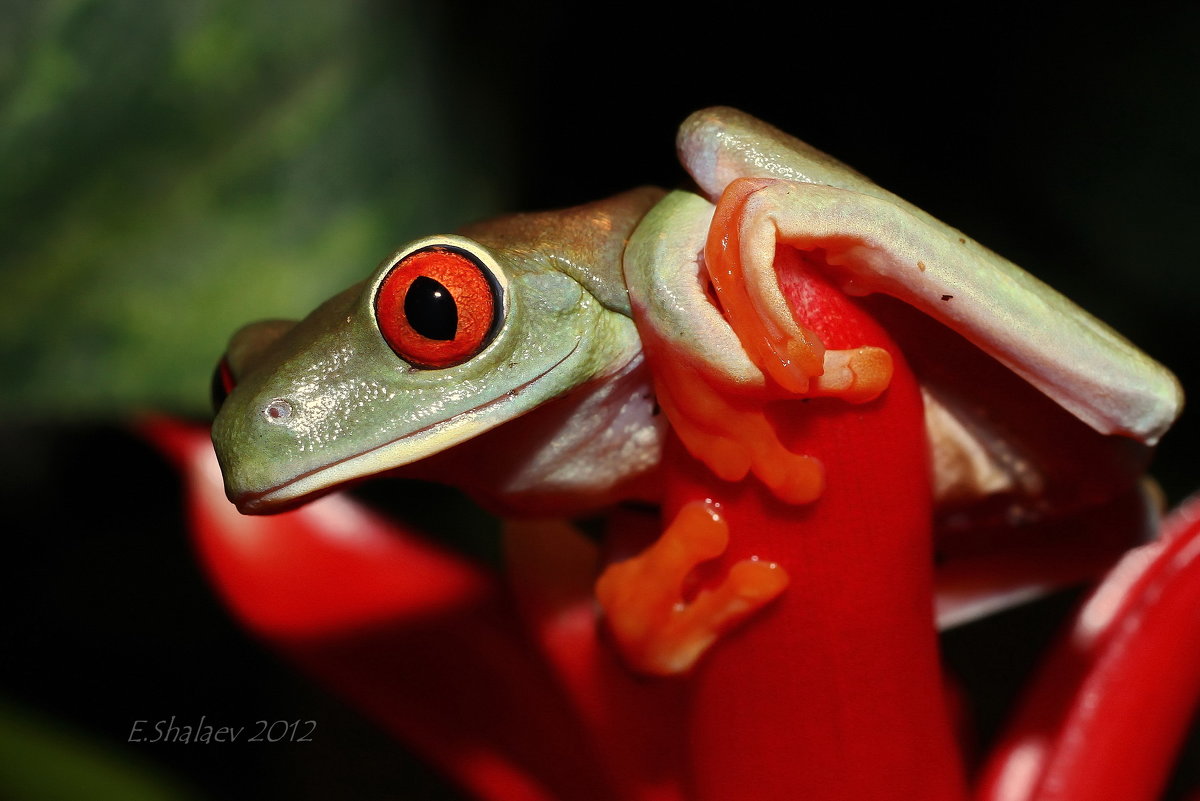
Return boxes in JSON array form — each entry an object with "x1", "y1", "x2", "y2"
[{"x1": 1, "y1": 1, "x2": 1197, "y2": 798}]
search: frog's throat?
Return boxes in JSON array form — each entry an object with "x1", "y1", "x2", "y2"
[{"x1": 233, "y1": 338, "x2": 582, "y2": 514}]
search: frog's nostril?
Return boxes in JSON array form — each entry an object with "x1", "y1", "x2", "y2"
[
  {"x1": 262, "y1": 398, "x2": 293, "y2": 423},
  {"x1": 211, "y1": 357, "x2": 236, "y2": 414}
]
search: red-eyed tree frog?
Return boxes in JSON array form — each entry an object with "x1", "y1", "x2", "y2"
[{"x1": 211, "y1": 107, "x2": 1182, "y2": 675}]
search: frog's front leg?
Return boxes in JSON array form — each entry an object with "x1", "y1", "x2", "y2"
[{"x1": 620, "y1": 183, "x2": 895, "y2": 512}]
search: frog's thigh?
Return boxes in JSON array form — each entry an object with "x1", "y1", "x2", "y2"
[{"x1": 732, "y1": 178, "x2": 1180, "y2": 444}]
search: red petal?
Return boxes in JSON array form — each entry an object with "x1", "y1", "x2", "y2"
[{"x1": 979, "y1": 494, "x2": 1200, "y2": 801}]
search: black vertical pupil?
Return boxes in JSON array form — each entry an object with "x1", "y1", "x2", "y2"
[{"x1": 404, "y1": 276, "x2": 458, "y2": 340}]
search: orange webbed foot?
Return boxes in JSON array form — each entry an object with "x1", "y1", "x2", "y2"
[{"x1": 595, "y1": 500, "x2": 790, "y2": 675}]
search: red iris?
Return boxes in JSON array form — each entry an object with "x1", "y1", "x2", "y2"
[{"x1": 375, "y1": 247, "x2": 499, "y2": 369}]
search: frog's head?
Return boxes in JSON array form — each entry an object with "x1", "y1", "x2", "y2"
[{"x1": 211, "y1": 187, "x2": 664, "y2": 513}]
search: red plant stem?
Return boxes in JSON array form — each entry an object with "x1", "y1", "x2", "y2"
[
  {"x1": 668, "y1": 254, "x2": 966, "y2": 801},
  {"x1": 978, "y1": 496, "x2": 1200, "y2": 801}
]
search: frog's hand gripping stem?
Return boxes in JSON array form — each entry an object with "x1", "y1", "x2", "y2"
[
  {"x1": 624, "y1": 187, "x2": 892, "y2": 508},
  {"x1": 679, "y1": 106, "x2": 1182, "y2": 446}
]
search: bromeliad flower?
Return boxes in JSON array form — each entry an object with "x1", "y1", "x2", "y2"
[{"x1": 154, "y1": 108, "x2": 1191, "y2": 800}]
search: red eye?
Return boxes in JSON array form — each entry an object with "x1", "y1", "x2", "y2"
[
  {"x1": 374, "y1": 246, "x2": 500, "y2": 368},
  {"x1": 211, "y1": 356, "x2": 236, "y2": 413}
]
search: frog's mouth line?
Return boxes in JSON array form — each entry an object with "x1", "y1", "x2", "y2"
[{"x1": 233, "y1": 337, "x2": 584, "y2": 514}]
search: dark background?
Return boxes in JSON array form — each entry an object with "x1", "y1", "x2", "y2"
[{"x1": 2, "y1": 2, "x2": 1197, "y2": 798}]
